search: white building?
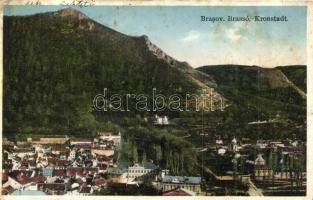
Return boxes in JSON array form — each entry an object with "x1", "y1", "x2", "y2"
[
  {"x1": 127, "y1": 162, "x2": 158, "y2": 183},
  {"x1": 217, "y1": 148, "x2": 226, "y2": 155},
  {"x1": 255, "y1": 154, "x2": 266, "y2": 166},
  {"x1": 68, "y1": 150, "x2": 76, "y2": 160},
  {"x1": 154, "y1": 115, "x2": 169, "y2": 125},
  {"x1": 99, "y1": 132, "x2": 121, "y2": 146},
  {"x1": 70, "y1": 138, "x2": 92, "y2": 146}
]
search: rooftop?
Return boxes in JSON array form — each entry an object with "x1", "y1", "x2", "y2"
[
  {"x1": 11, "y1": 190, "x2": 47, "y2": 196},
  {"x1": 162, "y1": 176, "x2": 201, "y2": 185},
  {"x1": 163, "y1": 188, "x2": 195, "y2": 196},
  {"x1": 130, "y1": 162, "x2": 158, "y2": 170},
  {"x1": 70, "y1": 138, "x2": 92, "y2": 142},
  {"x1": 9, "y1": 170, "x2": 47, "y2": 185}
]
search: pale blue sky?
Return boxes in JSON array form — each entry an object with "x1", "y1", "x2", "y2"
[{"x1": 4, "y1": 5, "x2": 307, "y2": 67}]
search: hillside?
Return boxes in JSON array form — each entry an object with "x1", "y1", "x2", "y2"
[
  {"x1": 197, "y1": 65, "x2": 306, "y2": 126},
  {"x1": 3, "y1": 8, "x2": 223, "y2": 135},
  {"x1": 276, "y1": 65, "x2": 306, "y2": 92}
]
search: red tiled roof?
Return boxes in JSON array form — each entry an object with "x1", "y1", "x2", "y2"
[
  {"x1": 51, "y1": 145, "x2": 69, "y2": 152},
  {"x1": 75, "y1": 178, "x2": 84, "y2": 185},
  {"x1": 47, "y1": 158, "x2": 68, "y2": 166},
  {"x1": 97, "y1": 155, "x2": 112, "y2": 162},
  {"x1": 163, "y1": 188, "x2": 193, "y2": 196},
  {"x1": 92, "y1": 178, "x2": 106, "y2": 186},
  {"x1": 10, "y1": 170, "x2": 32, "y2": 179},
  {"x1": 79, "y1": 186, "x2": 91, "y2": 193},
  {"x1": 66, "y1": 167, "x2": 99, "y2": 176},
  {"x1": 21, "y1": 160, "x2": 35, "y2": 167},
  {"x1": 52, "y1": 169, "x2": 66, "y2": 177},
  {"x1": 66, "y1": 167, "x2": 84, "y2": 177},
  {"x1": 97, "y1": 163, "x2": 108, "y2": 170},
  {"x1": 85, "y1": 167, "x2": 98, "y2": 174},
  {"x1": 2, "y1": 173, "x2": 8, "y2": 182},
  {"x1": 10, "y1": 170, "x2": 46, "y2": 185},
  {"x1": 38, "y1": 183, "x2": 65, "y2": 191},
  {"x1": 2, "y1": 185, "x2": 15, "y2": 195}
]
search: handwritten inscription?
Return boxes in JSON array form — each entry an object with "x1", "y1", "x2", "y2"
[
  {"x1": 25, "y1": 0, "x2": 95, "y2": 7},
  {"x1": 61, "y1": 0, "x2": 95, "y2": 7},
  {"x1": 25, "y1": 0, "x2": 42, "y2": 5}
]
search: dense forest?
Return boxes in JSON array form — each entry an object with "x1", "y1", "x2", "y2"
[{"x1": 3, "y1": 9, "x2": 206, "y2": 136}]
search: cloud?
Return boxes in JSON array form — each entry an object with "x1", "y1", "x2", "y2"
[
  {"x1": 212, "y1": 22, "x2": 247, "y2": 44},
  {"x1": 180, "y1": 30, "x2": 201, "y2": 42},
  {"x1": 226, "y1": 27, "x2": 244, "y2": 42}
]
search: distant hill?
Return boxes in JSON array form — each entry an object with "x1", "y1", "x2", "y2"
[
  {"x1": 3, "y1": 8, "x2": 223, "y2": 135},
  {"x1": 197, "y1": 65, "x2": 306, "y2": 126}
]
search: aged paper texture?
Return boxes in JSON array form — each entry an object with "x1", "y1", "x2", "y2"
[{"x1": 1, "y1": 0, "x2": 312, "y2": 199}]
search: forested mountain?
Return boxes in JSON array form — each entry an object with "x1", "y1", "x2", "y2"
[
  {"x1": 3, "y1": 8, "x2": 222, "y2": 135},
  {"x1": 3, "y1": 8, "x2": 306, "y2": 143}
]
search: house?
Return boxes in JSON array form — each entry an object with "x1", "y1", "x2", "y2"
[
  {"x1": 47, "y1": 158, "x2": 68, "y2": 168},
  {"x1": 91, "y1": 149, "x2": 114, "y2": 157},
  {"x1": 97, "y1": 163, "x2": 108, "y2": 173},
  {"x1": 13, "y1": 148, "x2": 35, "y2": 159},
  {"x1": 161, "y1": 176, "x2": 201, "y2": 195},
  {"x1": 153, "y1": 115, "x2": 169, "y2": 125},
  {"x1": 97, "y1": 155, "x2": 113, "y2": 163},
  {"x1": 79, "y1": 186, "x2": 93, "y2": 196},
  {"x1": 270, "y1": 142, "x2": 285, "y2": 148},
  {"x1": 32, "y1": 137, "x2": 69, "y2": 145},
  {"x1": 106, "y1": 166, "x2": 127, "y2": 183},
  {"x1": 91, "y1": 177, "x2": 107, "y2": 191},
  {"x1": 255, "y1": 154, "x2": 266, "y2": 166},
  {"x1": 68, "y1": 149, "x2": 76, "y2": 160},
  {"x1": 98, "y1": 132, "x2": 121, "y2": 146},
  {"x1": 70, "y1": 138, "x2": 92, "y2": 146},
  {"x1": 7, "y1": 170, "x2": 46, "y2": 190},
  {"x1": 51, "y1": 145, "x2": 69, "y2": 156},
  {"x1": 217, "y1": 148, "x2": 226, "y2": 155},
  {"x1": 66, "y1": 167, "x2": 98, "y2": 177},
  {"x1": 66, "y1": 167, "x2": 84, "y2": 177},
  {"x1": 126, "y1": 162, "x2": 159, "y2": 183},
  {"x1": 1, "y1": 185, "x2": 15, "y2": 195},
  {"x1": 2, "y1": 172, "x2": 9, "y2": 185},
  {"x1": 52, "y1": 169, "x2": 66, "y2": 178},
  {"x1": 230, "y1": 137, "x2": 239, "y2": 152},
  {"x1": 42, "y1": 168, "x2": 53, "y2": 177},
  {"x1": 216, "y1": 139, "x2": 223, "y2": 145},
  {"x1": 36, "y1": 158, "x2": 48, "y2": 169},
  {"x1": 3, "y1": 138, "x2": 15, "y2": 146},
  {"x1": 256, "y1": 140, "x2": 268, "y2": 149},
  {"x1": 98, "y1": 131, "x2": 113, "y2": 136},
  {"x1": 38, "y1": 183, "x2": 66, "y2": 195},
  {"x1": 162, "y1": 187, "x2": 196, "y2": 196}
]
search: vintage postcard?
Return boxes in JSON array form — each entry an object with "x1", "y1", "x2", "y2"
[{"x1": 1, "y1": 0, "x2": 312, "y2": 199}]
